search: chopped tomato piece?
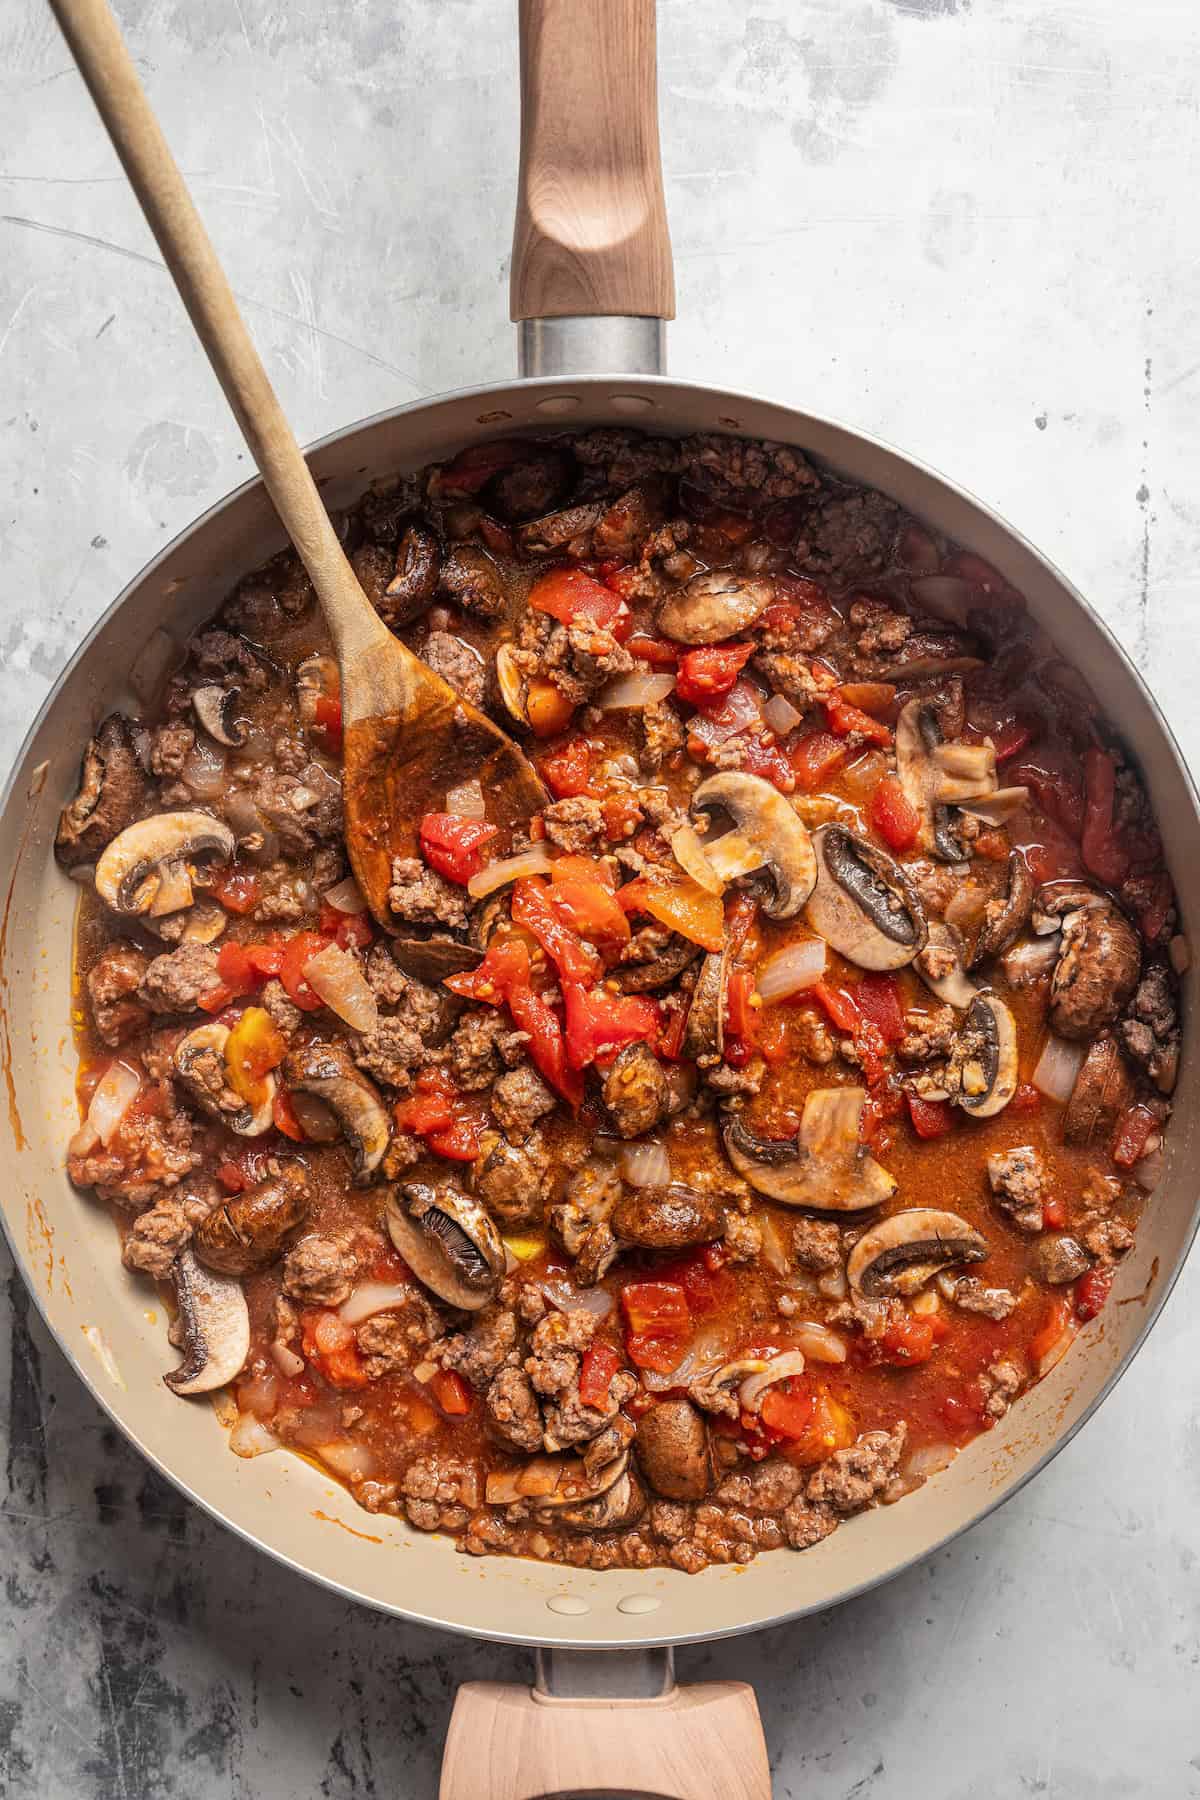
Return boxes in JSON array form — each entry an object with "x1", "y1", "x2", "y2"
[
  {"x1": 1074, "y1": 1268, "x2": 1114, "y2": 1321},
  {"x1": 674, "y1": 642, "x2": 754, "y2": 707},
  {"x1": 1010, "y1": 1081, "x2": 1042, "y2": 1115},
  {"x1": 600, "y1": 792, "x2": 644, "y2": 842},
  {"x1": 625, "y1": 1333, "x2": 688, "y2": 1375},
  {"x1": 905, "y1": 1093, "x2": 955, "y2": 1139},
  {"x1": 973, "y1": 828, "x2": 1010, "y2": 862},
  {"x1": 578, "y1": 1341, "x2": 621, "y2": 1409},
  {"x1": 279, "y1": 930, "x2": 333, "y2": 1012},
  {"x1": 245, "y1": 939, "x2": 285, "y2": 977},
  {"x1": 620, "y1": 1281, "x2": 691, "y2": 1338},
  {"x1": 197, "y1": 983, "x2": 236, "y2": 1015},
  {"x1": 526, "y1": 679, "x2": 576, "y2": 739},
  {"x1": 868, "y1": 775, "x2": 921, "y2": 852},
  {"x1": 428, "y1": 1105, "x2": 490, "y2": 1161},
  {"x1": 272, "y1": 1088, "x2": 306, "y2": 1141},
  {"x1": 626, "y1": 633, "x2": 680, "y2": 669},
  {"x1": 1042, "y1": 1195, "x2": 1067, "y2": 1230},
  {"x1": 811, "y1": 980, "x2": 861, "y2": 1036},
  {"x1": 685, "y1": 676, "x2": 764, "y2": 736},
  {"x1": 837, "y1": 682, "x2": 896, "y2": 716},
  {"x1": 1080, "y1": 747, "x2": 1130, "y2": 886},
  {"x1": 209, "y1": 863, "x2": 261, "y2": 916},
  {"x1": 724, "y1": 966, "x2": 757, "y2": 1065},
  {"x1": 301, "y1": 1310, "x2": 368, "y2": 1390},
  {"x1": 1111, "y1": 1102, "x2": 1158, "y2": 1168},
  {"x1": 756, "y1": 1010, "x2": 791, "y2": 1064},
  {"x1": 759, "y1": 1377, "x2": 817, "y2": 1440},
  {"x1": 314, "y1": 693, "x2": 343, "y2": 749},
  {"x1": 216, "y1": 1159, "x2": 247, "y2": 1194},
  {"x1": 418, "y1": 813, "x2": 499, "y2": 886},
  {"x1": 652, "y1": 1246, "x2": 735, "y2": 1318},
  {"x1": 512, "y1": 879, "x2": 600, "y2": 984},
  {"x1": 215, "y1": 941, "x2": 260, "y2": 996},
  {"x1": 790, "y1": 728, "x2": 848, "y2": 793},
  {"x1": 394, "y1": 1071, "x2": 457, "y2": 1137},
  {"x1": 529, "y1": 566, "x2": 628, "y2": 632},
  {"x1": 853, "y1": 973, "x2": 906, "y2": 1045},
  {"x1": 544, "y1": 875, "x2": 631, "y2": 955},
  {"x1": 824, "y1": 690, "x2": 893, "y2": 747},
  {"x1": 446, "y1": 938, "x2": 582, "y2": 1105},
  {"x1": 429, "y1": 437, "x2": 528, "y2": 498},
  {"x1": 657, "y1": 1002, "x2": 689, "y2": 1062},
  {"x1": 563, "y1": 983, "x2": 660, "y2": 1071},
  {"x1": 736, "y1": 733, "x2": 797, "y2": 793},
  {"x1": 538, "y1": 736, "x2": 593, "y2": 799},
  {"x1": 430, "y1": 1368, "x2": 473, "y2": 1416},
  {"x1": 880, "y1": 1314, "x2": 938, "y2": 1366}
]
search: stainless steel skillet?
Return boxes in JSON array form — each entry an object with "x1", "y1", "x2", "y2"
[{"x1": 1, "y1": 1, "x2": 1196, "y2": 1792}]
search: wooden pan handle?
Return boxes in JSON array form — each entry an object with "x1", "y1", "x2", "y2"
[
  {"x1": 511, "y1": 0, "x2": 675, "y2": 322},
  {"x1": 46, "y1": 0, "x2": 387, "y2": 664},
  {"x1": 440, "y1": 1678, "x2": 770, "y2": 1800}
]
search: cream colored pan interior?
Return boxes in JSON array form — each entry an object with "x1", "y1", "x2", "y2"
[{"x1": 2, "y1": 374, "x2": 1196, "y2": 1650}]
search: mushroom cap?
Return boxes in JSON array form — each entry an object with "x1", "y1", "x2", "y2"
[
  {"x1": 1048, "y1": 895, "x2": 1142, "y2": 1039},
  {"x1": 633, "y1": 1399, "x2": 713, "y2": 1500},
  {"x1": 611, "y1": 1184, "x2": 726, "y2": 1250},
  {"x1": 385, "y1": 1182, "x2": 504, "y2": 1310},
  {"x1": 283, "y1": 1041, "x2": 391, "y2": 1181},
  {"x1": 956, "y1": 994, "x2": 1019, "y2": 1118},
  {"x1": 485, "y1": 1448, "x2": 628, "y2": 1509},
  {"x1": 191, "y1": 683, "x2": 246, "y2": 747},
  {"x1": 969, "y1": 849, "x2": 1035, "y2": 967},
  {"x1": 95, "y1": 811, "x2": 236, "y2": 917},
  {"x1": 1062, "y1": 1035, "x2": 1133, "y2": 1147},
  {"x1": 805, "y1": 825, "x2": 928, "y2": 971},
  {"x1": 381, "y1": 521, "x2": 441, "y2": 625},
  {"x1": 896, "y1": 696, "x2": 999, "y2": 859},
  {"x1": 691, "y1": 772, "x2": 817, "y2": 919},
  {"x1": 916, "y1": 920, "x2": 979, "y2": 1010},
  {"x1": 610, "y1": 930, "x2": 702, "y2": 993},
  {"x1": 847, "y1": 1207, "x2": 988, "y2": 1297},
  {"x1": 194, "y1": 1168, "x2": 310, "y2": 1276},
  {"x1": 164, "y1": 1249, "x2": 250, "y2": 1396},
  {"x1": 722, "y1": 1087, "x2": 897, "y2": 1211},
  {"x1": 657, "y1": 570, "x2": 775, "y2": 645},
  {"x1": 54, "y1": 714, "x2": 148, "y2": 869},
  {"x1": 682, "y1": 947, "x2": 729, "y2": 1059}
]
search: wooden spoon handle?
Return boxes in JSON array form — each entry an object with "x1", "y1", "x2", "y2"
[
  {"x1": 511, "y1": 0, "x2": 675, "y2": 322},
  {"x1": 47, "y1": 0, "x2": 388, "y2": 665}
]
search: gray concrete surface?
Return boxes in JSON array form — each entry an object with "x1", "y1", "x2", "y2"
[{"x1": 3, "y1": 0, "x2": 1199, "y2": 1793}]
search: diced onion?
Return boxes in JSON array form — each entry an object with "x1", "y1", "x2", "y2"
[
  {"x1": 669, "y1": 824, "x2": 725, "y2": 895},
  {"x1": 703, "y1": 830, "x2": 768, "y2": 882},
  {"x1": 763, "y1": 693, "x2": 802, "y2": 736},
  {"x1": 238, "y1": 1369, "x2": 279, "y2": 1416},
  {"x1": 271, "y1": 1341, "x2": 305, "y2": 1378},
  {"x1": 317, "y1": 1440, "x2": 375, "y2": 1481},
  {"x1": 129, "y1": 627, "x2": 178, "y2": 703},
  {"x1": 182, "y1": 737, "x2": 228, "y2": 799},
  {"x1": 910, "y1": 576, "x2": 972, "y2": 624},
  {"x1": 620, "y1": 1139, "x2": 671, "y2": 1188},
  {"x1": 1134, "y1": 1143, "x2": 1165, "y2": 1193},
  {"x1": 68, "y1": 1119, "x2": 101, "y2": 1158},
  {"x1": 1032, "y1": 1033, "x2": 1087, "y2": 1104},
  {"x1": 1036, "y1": 1320, "x2": 1075, "y2": 1378},
  {"x1": 87, "y1": 1060, "x2": 142, "y2": 1147},
  {"x1": 739, "y1": 1350, "x2": 807, "y2": 1413},
  {"x1": 445, "y1": 778, "x2": 487, "y2": 819},
  {"x1": 789, "y1": 1321, "x2": 848, "y2": 1365},
  {"x1": 642, "y1": 1321, "x2": 735, "y2": 1392},
  {"x1": 467, "y1": 848, "x2": 553, "y2": 900},
  {"x1": 597, "y1": 672, "x2": 676, "y2": 711},
  {"x1": 756, "y1": 938, "x2": 826, "y2": 1002},
  {"x1": 900, "y1": 1441, "x2": 956, "y2": 1486},
  {"x1": 321, "y1": 876, "x2": 368, "y2": 914},
  {"x1": 539, "y1": 1278, "x2": 615, "y2": 1320},
  {"x1": 229, "y1": 1412, "x2": 279, "y2": 1458},
  {"x1": 339, "y1": 1281, "x2": 412, "y2": 1326},
  {"x1": 758, "y1": 1211, "x2": 792, "y2": 1276},
  {"x1": 302, "y1": 942, "x2": 379, "y2": 1034}
]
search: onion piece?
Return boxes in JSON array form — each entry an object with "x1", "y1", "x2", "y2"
[
  {"x1": 317, "y1": 1439, "x2": 375, "y2": 1481},
  {"x1": 620, "y1": 1139, "x2": 671, "y2": 1188},
  {"x1": 182, "y1": 737, "x2": 227, "y2": 799},
  {"x1": 669, "y1": 824, "x2": 724, "y2": 896},
  {"x1": 763, "y1": 693, "x2": 802, "y2": 736},
  {"x1": 271, "y1": 1341, "x2": 305, "y2": 1378},
  {"x1": 467, "y1": 847, "x2": 553, "y2": 900},
  {"x1": 903, "y1": 1441, "x2": 956, "y2": 1481},
  {"x1": 129, "y1": 627, "x2": 178, "y2": 703},
  {"x1": 68, "y1": 1119, "x2": 101, "y2": 1158},
  {"x1": 445, "y1": 778, "x2": 487, "y2": 819},
  {"x1": 739, "y1": 1350, "x2": 807, "y2": 1414},
  {"x1": 1134, "y1": 1143, "x2": 1165, "y2": 1193},
  {"x1": 302, "y1": 942, "x2": 379, "y2": 1033},
  {"x1": 539, "y1": 1278, "x2": 615, "y2": 1320},
  {"x1": 339, "y1": 1281, "x2": 412, "y2": 1326},
  {"x1": 229, "y1": 1412, "x2": 279, "y2": 1458},
  {"x1": 642, "y1": 1321, "x2": 735, "y2": 1393},
  {"x1": 758, "y1": 1211, "x2": 792, "y2": 1276},
  {"x1": 1032, "y1": 1033, "x2": 1087, "y2": 1104},
  {"x1": 788, "y1": 1321, "x2": 848, "y2": 1365},
  {"x1": 597, "y1": 672, "x2": 676, "y2": 711},
  {"x1": 87, "y1": 1060, "x2": 142, "y2": 1147},
  {"x1": 756, "y1": 937, "x2": 826, "y2": 1002},
  {"x1": 322, "y1": 875, "x2": 368, "y2": 914}
]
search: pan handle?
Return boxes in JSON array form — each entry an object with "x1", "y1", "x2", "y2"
[
  {"x1": 511, "y1": 0, "x2": 674, "y2": 375},
  {"x1": 440, "y1": 1648, "x2": 771, "y2": 1800}
]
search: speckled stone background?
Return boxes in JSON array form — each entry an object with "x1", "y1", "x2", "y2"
[{"x1": 3, "y1": 0, "x2": 1200, "y2": 1793}]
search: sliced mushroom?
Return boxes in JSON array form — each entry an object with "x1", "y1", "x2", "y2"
[
  {"x1": 495, "y1": 642, "x2": 531, "y2": 730},
  {"x1": 955, "y1": 994, "x2": 1019, "y2": 1118},
  {"x1": 611, "y1": 1184, "x2": 726, "y2": 1250},
  {"x1": 969, "y1": 850, "x2": 1035, "y2": 967},
  {"x1": 194, "y1": 1166, "x2": 310, "y2": 1275},
  {"x1": 870, "y1": 631, "x2": 983, "y2": 681},
  {"x1": 847, "y1": 1208, "x2": 988, "y2": 1297},
  {"x1": 915, "y1": 921, "x2": 978, "y2": 1010},
  {"x1": 1062, "y1": 1035, "x2": 1133, "y2": 1147},
  {"x1": 488, "y1": 446, "x2": 573, "y2": 523},
  {"x1": 164, "y1": 1249, "x2": 250, "y2": 1396},
  {"x1": 284, "y1": 1042, "x2": 391, "y2": 1181},
  {"x1": 896, "y1": 696, "x2": 997, "y2": 859},
  {"x1": 390, "y1": 936, "x2": 482, "y2": 983},
  {"x1": 691, "y1": 772, "x2": 816, "y2": 918},
  {"x1": 1031, "y1": 1234, "x2": 1092, "y2": 1286},
  {"x1": 385, "y1": 1182, "x2": 504, "y2": 1310},
  {"x1": 438, "y1": 544, "x2": 505, "y2": 618},
  {"x1": 737, "y1": 1350, "x2": 808, "y2": 1413},
  {"x1": 633, "y1": 1399, "x2": 713, "y2": 1500},
  {"x1": 485, "y1": 1447, "x2": 628, "y2": 1508},
  {"x1": 515, "y1": 501, "x2": 604, "y2": 557},
  {"x1": 689, "y1": 1356, "x2": 771, "y2": 1418},
  {"x1": 1044, "y1": 889, "x2": 1142, "y2": 1039},
  {"x1": 610, "y1": 931, "x2": 702, "y2": 994},
  {"x1": 683, "y1": 948, "x2": 728, "y2": 1060},
  {"x1": 296, "y1": 653, "x2": 339, "y2": 724},
  {"x1": 722, "y1": 1087, "x2": 896, "y2": 1211},
  {"x1": 191, "y1": 684, "x2": 246, "y2": 748},
  {"x1": 173, "y1": 1022, "x2": 275, "y2": 1136},
  {"x1": 146, "y1": 899, "x2": 228, "y2": 946},
  {"x1": 473, "y1": 1131, "x2": 546, "y2": 1230},
  {"x1": 548, "y1": 1467, "x2": 644, "y2": 1532},
  {"x1": 805, "y1": 825, "x2": 928, "y2": 970},
  {"x1": 381, "y1": 522, "x2": 441, "y2": 624},
  {"x1": 55, "y1": 714, "x2": 148, "y2": 868},
  {"x1": 657, "y1": 570, "x2": 775, "y2": 644},
  {"x1": 95, "y1": 811, "x2": 236, "y2": 918}
]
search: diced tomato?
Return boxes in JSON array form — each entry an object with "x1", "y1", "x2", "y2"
[
  {"x1": 973, "y1": 828, "x2": 1010, "y2": 862},
  {"x1": 1111, "y1": 1102, "x2": 1158, "y2": 1169},
  {"x1": 838, "y1": 682, "x2": 896, "y2": 716},
  {"x1": 526, "y1": 678, "x2": 576, "y2": 739},
  {"x1": 625, "y1": 633, "x2": 679, "y2": 669},
  {"x1": 652, "y1": 1246, "x2": 734, "y2": 1318},
  {"x1": 1030, "y1": 1295, "x2": 1073, "y2": 1366},
  {"x1": 760, "y1": 574, "x2": 836, "y2": 635},
  {"x1": 394, "y1": 1069, "x2": 457, "y2": 1136},
  {"x1": 1074, "y1": 1268, "x2": 1114, "y2": 1322},
  {"x1": 598, "y1": 792, "x2": 642, "y2": 843},
  {"x1": 279, "y1": 930, "x2": 333, "y2": 1012},
  {"x1": 811, "y1": 980, "x2": 862, "y2": 1036},
  {"x1": 736, "y1": 733, "x2": 797, "y2": 793},
  {"x1": 938, "y1": 1388, "x2": 989, "y2": 1441},
  {"x1": 578, "y1": 1342, "x2": 621, "y2": 1410},
  {"x1": 674, "y1": 642, "x2": 754, "y2": 707},
  {"x1": 197, "y1": 983, "x2": 236, "y2": 1015},
  {"x1": 245, "y1": 939, "x2": 285, "y2": 978},
  {"x1": 446, "y1": 938, "x2": 582, "y2": 1105},
  {"x1": 853, "y1": 973, "x2": 906, "y2": 1045},
  {"x1": 657, "y1": 1002, "x2": 689, "y2": 1062},
  {"x1": 1080, "y1": 748, "x2": 1130, "y2": 886},
  {"x1": 755, "y1": 1010, "x2": 791, "y2": 1065},
  {"x1": 272, "y1": 1088, "x2": 306, "y2": 1141},
  {"x1": 544, "y1": 875, "x2": 631, "y2": 955},
  {"x1": 209, "y1": 863, "x2": 261, "y2": 916},
  {"x1": 538, "y1": 736, "x2": 593, "y2": 799},
  {"x1": 991, "y1": 713, "x2": 1037, "y2": 763},
  {"x1": 563, "y1": 982, "x2": 660, "y2": 1071},
  {"x1": 790, "y1": 729, "x2": 848, "y2": 793},
  {"x1": 880, "y1": 1314, "x2": 938, "y2": 1366},
  {"x1": 759, "y1": 1378, "x2": 818, "y2": 1441},
  {"x1": 314, "y1": 693, "x2": 343, "y2": 749},
  {"x1": 430, "y1": 1368, "x2": 474, "y2": 1416},
  {"x1": 869, "y1": 775, "x2": 921, "y2": 852},
  {"x1": 620, "y1": 874, "x2": 726, "y2": 954},
  {"x1": 512, "y1": 880, "x2": 599, "y2": 984},
  {"x1": 625, "y1": 1333, "x2": 688, "y2": 1375},
  {"x1": 1010, "y1": 1081, "x2": 1042, "y2": 1115},
  {"x1": 216, "y1": 1159, "x2": 248, "y2": 1194},
  {"x1": 429, "y1": 437, "x2": 528, "y2": 498},
  {"x1": 301, "y1": 1310, "x2": 368, "y2": 1390},
  {"x1": 621, "y1": 1281, "x2": 691, "y2": 1338},
  {"x1": 1042, "y1": 1195, "x2": 1067, "y2": 1230},
  {"x1": 425, "y1": 1109, "x2": 487, "y2": 1162},
  {"x1": 824, "y1": 690, "x2": 893, "y2": 746},
  {"x1": 529, "y1": 566, "x2": 628, "y2": 632},
  {"x1": 685, "y1": 676, "x2": 764, "y2": 737},
  {"x1": 418, "y1": 813, "x2": 499, "y2": 886},
  {"x1": 905, "y1": 1093, "x2": 955, "y2": 1140},
  {"x1": 725, "y1": 966, "x2": 757, "y2": 1061},
  {"x1": 335, "y1": 912, "x2": 374, "y2": 951},
  {"x1": 216, "y1": 942, "x2": 262, "y2": 994},
  {"x1": 551, "y1": 852, "x2": 615, "y2": 889}
]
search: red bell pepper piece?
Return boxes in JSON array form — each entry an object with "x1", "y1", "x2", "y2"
[
  {"x1": 431, "y1": 1368, "x2": 474, "y2": 1416},
  {"x1": 562, "y1": 982, "x2": 660, "y2": 1071},
  {"x1": 538, "y1": 736, "x2": 593, "y2": 799},
  {"x1": 905, "y1": 1093, "x2": 955, "y2": 1139},
  {"x1": 529, "y1": 566, "x2": 628, "y2": 632},
  {"x1": 869, "y1": 775, "x2": 921, "y2": 852},
  {"x1": 578, "y1": 1342, "x2": 621, "y2": 1410},
  {"x1": 418, "y1": 813, "x2": 499, "y2": 886},
  {"x1": 512, "y1": 880, "x2": 600, "y2": 984},
  {"x1": 674, "y1": 643, "x2": 754, "y2": 707},
  {"x1": 1080, "y1": 748, "x2": 1131, "y2": 886}
]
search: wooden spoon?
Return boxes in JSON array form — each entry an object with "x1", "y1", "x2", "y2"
[{"x1": 48, "y1": 0, "x2": 546, "y2": 931}]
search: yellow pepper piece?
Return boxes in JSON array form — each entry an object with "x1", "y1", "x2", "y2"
[
  {"x1": 503, "y1": 1232, "x2": 546, "y2": 1263},
  {"x1": 641, "y1": 874, "x2": 726, "y2": 952},
  {"x1": 225, "y1": 1005, "x2": 288, "y2": 1107}
]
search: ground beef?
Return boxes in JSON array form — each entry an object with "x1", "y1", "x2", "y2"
[
  {"x1": 137, "y1": 944, "x2": 220, "y2": 1014},
  {"x1": 751, "y1": 650, "x2": 826, "y2": 711},
  {"x1": 400, "y1": 1456, "x2": 479, "y2": 1533},
  {"x1": 986, "y1": 1146, "x2": 1046, "y2": 1233},
  {"x1": 188, "y1": 628, "x2": 268, "y2": 692},
  {"x1": 72, "y1": 1097, "x2": 199, "y2": 1210},
  {"x1": 722, "y1": 1212, "x2": 762, "y2": 1263},
  {"x1": 448, "y1": 1009, "x2": 525, "y2": 1090},
  {"x1": 436, "y1": 1307, "x2": 520, "y2": 1390},
  {"x1": 1079, "y1": 1213, "x2": 1135, "y2": 1265},
  {"x1": 421, "y1": 630, "x2": 487, "y2": 707},
  {"x1": 806, "y1": 1424, "x2": 907, "y2": 1514},
  {"x1": 485, "y1": 1366, "x2": 543, "y2": 1452},
  {"x1": 681, "y1": 433, "x2": 816, "y2": 501},
  {"x1": 639, "y1": 699, "x2": 684, "y2": 774},
  {"x1": 255, "y1": 770, "x2": 340, "y2": 854},
  {"x1": 120, "y1": 1183, "x2": 216, "y2": 1281},
  {"x1": 798, "y1": 490, "x2": 900, "y2": 581},
  {"x1": 260, "y1": 978, "x2": 302, "y2": 1038},
  {"x1": 792, "y1": 1217, "x2": 843, "y2": 1273},
  {"x1": 792, "y1": 1010, "x2": 836, "y2": 1065},
  {"x1": 899, "y1": 1005, "x2": 958, "y2": 1062},
  {"x1": 355, "y1": 1307, "x2": 432, "y2": 1380},
  {"x1": 362, "y1": 944, "x2": 453, "y2": 1035},
  {"x1": 491, "y1": 1065, "x2": 556, "y2": 1137},
  {"x1": 1120, "y1": 962, "x2": 1180, "y2": 1094},
  {"x1": 525, "y1": 1307, "x2": 596, "y2": 1395},
  {"x1": 714, "y1": 1459, "x2": 805, "y2": 1514},
  {"x1": 148, "y1": 722, "x2": 195, "y2": 777},
  {"x1": 281, "y1": 1234, "x2": 359, "y2": 1307},
  {"x1": 848, "y1": 596, "x2": 913, "y2": 656},
  {"x1": 350, "y1": 1015, "x2": 431, "y2": 1091},
  {"x1": 944, "y1": 1276, "x2": 1017, "y2": 1319},
  {"x1": 252, "y1": 859, "x2": 315, "y2": 924},
  {"x1": 87, "y1": 942, "x2": 150, "y2": 1046},
  {"x1": 1031, "y1": 1234, "x2": 1091, "y2": 1285},
  {"x1": 387, "y1": 856, "x2": 470, "y2": 929},
  {"x1": 980, "y1": 1359, "x2": 1023, "y2": 1420},
  {"x1": 518, "y1": 616, "x2": 633, "y2": 706},
  {"x1": 705, "y1": 1059, "x2": 765, "y2": 1098},
  {"x1": 542, "y1": 796, "x2": 606, "y2": 852}
]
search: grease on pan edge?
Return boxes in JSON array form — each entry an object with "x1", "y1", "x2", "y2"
[{"x1": 546, "y1": 1593, "x2": 590, "y2": 1616}]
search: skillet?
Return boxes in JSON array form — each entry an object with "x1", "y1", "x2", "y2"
[{"x1": 1, "y1": 3, "x2": 1196, "y2": 1792}]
